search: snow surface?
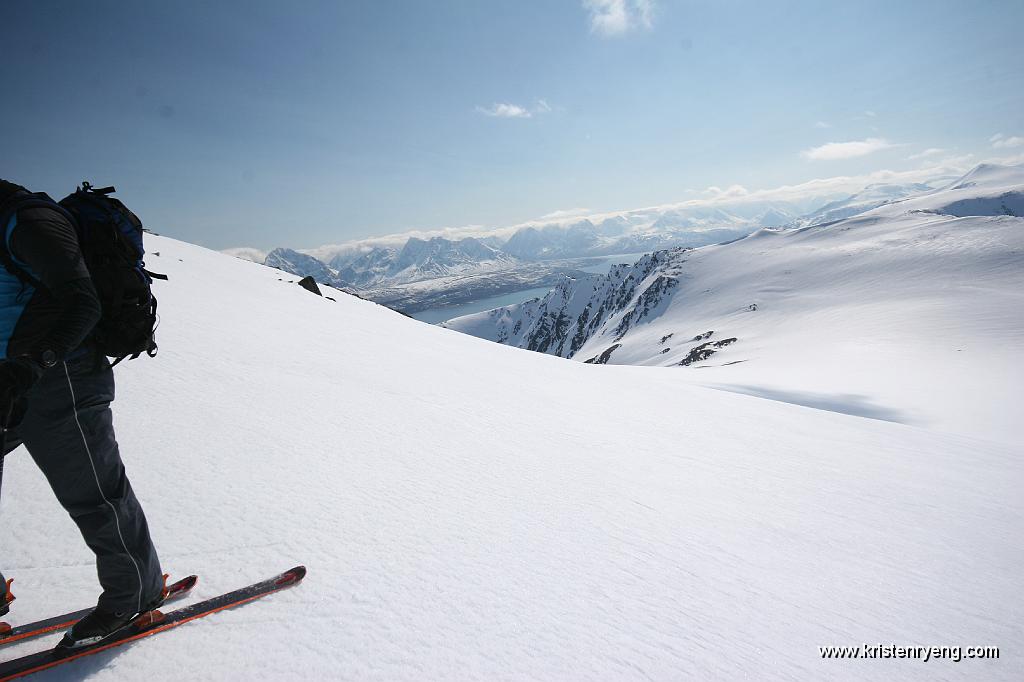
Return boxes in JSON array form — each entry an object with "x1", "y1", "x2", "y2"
[{"x1": 2, "y1": 234, "x2": 1021, "y2": 680}]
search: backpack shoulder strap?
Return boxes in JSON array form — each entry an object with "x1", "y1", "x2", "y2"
[{"x1": 0, "y1": 194, "x2": 72, "y2": 289}]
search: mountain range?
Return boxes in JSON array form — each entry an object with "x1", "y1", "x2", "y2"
[{"x1": 244, "y1": 176, "x2": 958, "y2": 314}]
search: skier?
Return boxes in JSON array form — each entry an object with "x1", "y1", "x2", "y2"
[{"x1": 0, "y1": 179, "x2": 164, "y2": 648}]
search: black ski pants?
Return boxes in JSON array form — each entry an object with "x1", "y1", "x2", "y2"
[{"x1": 0, "y1": 353, "x2": 162, "y2": 615}]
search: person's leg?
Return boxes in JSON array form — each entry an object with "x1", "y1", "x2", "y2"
[{"x1": 17, "y1": 356, "x2": 162, "y2": 615}]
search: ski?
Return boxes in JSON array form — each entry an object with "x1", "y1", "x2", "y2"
[
  {"x1": 0, "y1": 574, "x2": 197, "y2": 649},
  {"x1": 0, "y1": 566, "x2": 305, "y2": 681}
]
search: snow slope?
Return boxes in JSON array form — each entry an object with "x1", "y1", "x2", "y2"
[
  {"x1": 445, "y1": 164, "x2": 1024, "y2": 445},
  {"x1": 898, "y1": 163, "x2": 1024, "y2": 218},
  {"x1": 791, "y1": 181, "x2": 937, "y2": 226},
  {"x1": 1, "y1": 234, "x2": 1021, "y2": 681}
]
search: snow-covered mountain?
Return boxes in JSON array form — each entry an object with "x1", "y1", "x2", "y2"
[
  {"x1": 443, "y1": 163, "x2": 1024, "y2": 444},
  {"x1": 502, "y1": 213, "x2": 759, "y2": 260},
  {"x1": 785, "y1": 171, "x2": 971, "y2": 228},
  {"x1": 388, "y1": 236, "x2": 517, "y2": 283},
  {"x1": 266, "y1": 236, "x2": 520, "y2": 289},
  {"x1": 902, "y1": 162, "x2": 1024, "y2": 217},
  {"x1": 2, "y1": 218, "x2": 1020, "y2": 681},
  {"x1": 263, "y1": 236, "x2": 568, "y2": 312},
  {"x1": 792, "y1": 182, "x2": 938, "y2": 226},
  {"x1": 443, "y1": 252, "x2": 681, "y2": 359},
  {"x1": 503, "y1": 220, "x2": 603, "y2": 259},
  {"x1": 331, "y1": 245, "x2": 396, "y2": 287},
  {"x1": 264, "y1": 247, "x2": 341, "y2": 286}
]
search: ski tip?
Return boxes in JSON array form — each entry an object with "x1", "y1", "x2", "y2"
[
  {"x1": 276, "y1": 566, "x2": 307, "y2": 586},
  {"x1": 174, "y1": 575, "x2": 199, "y2": 591}
]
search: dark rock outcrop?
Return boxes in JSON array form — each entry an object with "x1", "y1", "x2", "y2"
[
  {"x1": 679, "y1": 342, "x2": 716, "y2": 366},
  {"x1": 298, "y1": 276, "x2": 323, "y2": 296},
  {"x1": 679, "y1": 337, "x2": 739, "y2": 366},
  {"x1": 584, "y1": 344, "x2": 621, "y2": 365}
]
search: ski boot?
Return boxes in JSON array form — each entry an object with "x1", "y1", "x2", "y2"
[{"x1": 56, "y1": 575, "x2": 170, "y2": 650}]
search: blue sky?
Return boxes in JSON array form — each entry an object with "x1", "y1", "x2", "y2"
[{"x1": 3, "y1": 0, "x2": 1022, "y2": 250}]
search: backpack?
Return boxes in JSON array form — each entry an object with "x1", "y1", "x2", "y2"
[{"x1": 0, "y1": 181, "x2": 167, "y2": 366}]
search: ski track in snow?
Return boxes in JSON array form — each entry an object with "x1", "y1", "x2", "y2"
[{"x1": 0, "y1": 235, "x2": 1020, "y2": 681}]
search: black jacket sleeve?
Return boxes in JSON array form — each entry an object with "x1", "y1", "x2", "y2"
[{"x1": 9, "y1": 207, "x2": 102, "y2": 360}]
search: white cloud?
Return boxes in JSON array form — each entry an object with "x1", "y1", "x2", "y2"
[
  {"x1": 659, "y1": 163, "x2": 968, "y2": 213},
  {"x1": 990, "y1": 150, "x2": 1024, "y2": 166},
  {"x1": 908, "y1": 147, "x2": 946, "y2": 160},
  {"x1": 583, "y1": 0, "x2": 654, "y2": 36},
  {"x1": 221, "y1": 247, "x2": 267, "y2": 263},
  {"x1": 801, "y1": 138, "x2": 896, "y2": 161},
  {"x1": 990, "y1": 133, "x2": 1024, "y2": 149},
  {"x1": 540, "y1": 207, "x2": 591, "y2": 220},
  {"x1": 932, "y1": 152, "x2": 975, "y2": 168},
  {"x1": 814, "y1": 121, "x2": 831, "y2": 129},
  {"x1": 476, "y1": 103, "x2": 533, "y2": 118},
  {"x1": 864, "y1": 110, "x2": 877, "y2": 117},
  {"x1": 475, "y1": 100, "x2": 553, "y2": 119},
  {"x1": 702, "y1": 185, "x2": 749, "y2": 199}
]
